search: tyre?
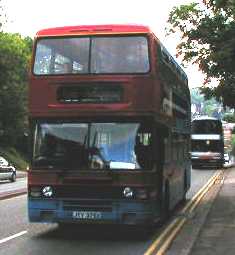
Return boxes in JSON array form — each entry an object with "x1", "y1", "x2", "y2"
[
  {"x1": 182, "y1": 171, "x2": 187, "y2": 203},
  {"x1": 127, "y1": 225, "x2": 153, "y2": 239},
  {"x1": 10, "y1": 172, "x2": 16, "y2": 182},
  {"x1": 160, "y1": 182, "x2": 170, "y2": 223}
]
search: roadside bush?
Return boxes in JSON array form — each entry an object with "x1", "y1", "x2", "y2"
[
  {"x1": 0, "y1": 147, "x2": 28, "y2": 171},
  {"x1": 232, "y1": 135, "x2": 235, "y2": 156}
]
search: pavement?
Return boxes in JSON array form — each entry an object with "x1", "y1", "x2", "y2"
[
  {"x1": 189, "y1": 167, "x2": 235, "y2": 255},
  {"x1": 166, "y1": 167, "x2": 235, "y2": 255},
  {"x1": 16, "y1": 170, "x2": 27, "y2": 178},
  {"x1": 0, "y1": 170, "x2": 27, "y2": 200}
]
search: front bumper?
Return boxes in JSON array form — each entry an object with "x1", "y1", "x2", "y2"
[
  {"x1": 191, "y1": 158, "x2": 224, "y2": 168},
  {"x1": 28, "y1": 198, "x2": 159, "y2": 226}
]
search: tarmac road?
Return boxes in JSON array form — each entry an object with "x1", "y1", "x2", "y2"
[
  {"x1": 0, "y1": 177, "x2": 26, "y2": 194},
  {"x1": 0, "y1": 168, "x2": 217, "y2": 255}
]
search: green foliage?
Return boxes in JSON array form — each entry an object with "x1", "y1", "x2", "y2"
[
  {"x1": 0, "y1": 32, "x2": 33, "y2": 146},
  {"x1": 0, "y1": 147, "x2": 28, "y2": 170},
  {"x1": 232, "y1": 134, "x2": 235, "y2": 156},
  {"x1": 167, "y1": 0, "x2": 235, "y2": 108},
  {"x1": 191, "y1": 87, "x2": 220, "y2": 116},
  {"x1": 223, "y1": 113, "x2": 235, "y2": 122},
  {"x1": 191, "y1": 87, "x2": 204, "y2": 104}
]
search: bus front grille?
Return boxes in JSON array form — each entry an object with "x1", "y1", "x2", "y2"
[
  {"x1": 62, "y1": 200, "x2": 113, "y2": 212},
  {"x1": 56, "y1": 186, "x2": 123, "y2": 199}
]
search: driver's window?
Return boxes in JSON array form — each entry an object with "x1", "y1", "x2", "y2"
[
  {"x1": 134, "y1": 125, "x2": 153, "y2": 169},
  {"x1": 54, "y1": 54, "x2": 72, "y2": 74}
]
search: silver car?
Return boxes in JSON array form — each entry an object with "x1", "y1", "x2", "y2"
[{"x1": 0, "y1": 156, "x2": 16, "y2": 182}]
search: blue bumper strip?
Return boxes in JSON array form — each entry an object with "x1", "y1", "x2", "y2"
[{"x1": 28, "y1": 199, "x2": 159, "y2": 225}]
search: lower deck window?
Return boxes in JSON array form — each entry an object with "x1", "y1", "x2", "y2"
[
  {"x1": 33, "y1": 122, "x2": 154, "y2": 170},
  {"x1": 192, "y1": 140, "x2": 222, "y2": 152}
]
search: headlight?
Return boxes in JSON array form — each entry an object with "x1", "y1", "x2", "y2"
[
  {"x1": 42, "y1": 186, "x2": 54, "y2": 198},
  {"x1": 29, "y1": 187, "x2": 41, "y2": 198},
  {"x1": 90, "y1": 155, "x2": 104, "y2": 169},
  {"x1": 135, "y1": 188, "x2": 148, "y2": 200},
  {"x1": 123, "y1": 187, "x2": 134, "y2": 198}
]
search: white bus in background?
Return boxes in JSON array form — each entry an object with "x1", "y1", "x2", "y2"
[{"x1": 191, "y1": 116, "x2": 224, "y2": 169}]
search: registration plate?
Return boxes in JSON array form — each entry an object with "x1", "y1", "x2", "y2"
[
  {"x1": 200, "y1": 155, "x2": 212, "y2": 159},
  {"x1": 72, "y1": 211, "x2": 102, "y2": 220}
]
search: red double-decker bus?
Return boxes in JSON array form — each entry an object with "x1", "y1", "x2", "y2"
[{"x1": 28, "y1": 24, "x2": 191, "y2": 228}]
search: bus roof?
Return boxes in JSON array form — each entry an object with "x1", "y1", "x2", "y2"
[
  {"x1": 36, "y1": 24, "x2": 151, "y2": 37},
  {"x1": 192, "y1": 116, "x2": 221, "y2": 121}
]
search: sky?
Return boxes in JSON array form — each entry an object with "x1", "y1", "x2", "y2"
[{"x1": 1, "y1": 0, "x2": 204, "y2": 88}]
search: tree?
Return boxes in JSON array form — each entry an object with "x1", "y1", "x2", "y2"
[
  {"x1": 0, "y1": 32, "x2": 33, "y2": 146},
  {"x1": 167, "y1": 0, "x2": 235, "y2": 108},
  {"x1": 223, "y1": 113, "x2": 235, "y2": 123},
  {"x1": 191, "y1": 87, "x2": 222, "y2": 116},
  {"x1": 0, "y1": 2, "x2": 33, "y2": 150}
]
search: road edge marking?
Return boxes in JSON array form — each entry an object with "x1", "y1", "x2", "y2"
[
  {"x1": 0, "y1": 188, "x2": 27, "y2": 201},
  {"x1": 0, "y1": 231, "x2": 27, "y2": 244},
  {"x1": 144, "y1": 170, "x2": 223, "y2": 255},
  {"x1": 156, "y1": 171, "x2": 223, "y2": 255}
]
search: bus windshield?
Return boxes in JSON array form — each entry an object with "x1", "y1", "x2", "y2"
[
  {"x1": 33, "y1": 122, "x2": 153, "y2": 170},
  {"x1": 192, "y1": 120, "x2": 222, "y2": 134},
  {"x1": 192, "y1": 140, "x2": 222, "y2": 153},
  {"x1": 33, "y1": 36, "x2": 150, "y2": 75}
]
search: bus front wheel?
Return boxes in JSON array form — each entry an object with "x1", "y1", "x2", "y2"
[{"x1": 161, "y1": 182, "x2": 170, "y2": 222}]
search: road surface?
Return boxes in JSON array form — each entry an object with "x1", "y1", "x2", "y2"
[{"x1": 0, "y1": 168, "x2": 217, "y2": 255}]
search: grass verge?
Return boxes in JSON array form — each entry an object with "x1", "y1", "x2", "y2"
[{"x1": 0, "y1": 147, "x2": 28, "y2": 171}]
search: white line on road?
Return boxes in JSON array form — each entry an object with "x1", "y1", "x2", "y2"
[{"x1": 0, "y1": 231, "x2": 27, "y2": 244}]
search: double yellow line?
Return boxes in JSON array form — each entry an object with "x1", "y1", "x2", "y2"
[{"x1": 144, "y1": 170, "x2": 224, "y2": 255}]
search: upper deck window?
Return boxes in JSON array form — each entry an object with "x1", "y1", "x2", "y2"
[{"x1": 33, "y1": 36, "x2": 150, "y2": 75}]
